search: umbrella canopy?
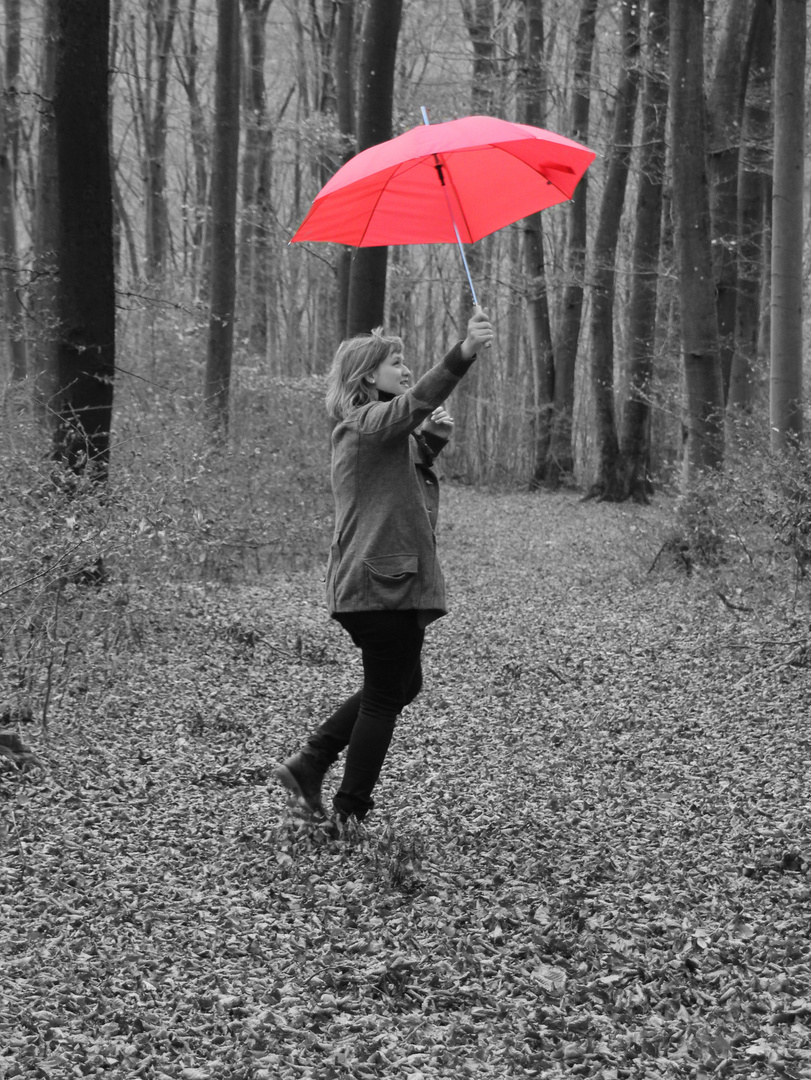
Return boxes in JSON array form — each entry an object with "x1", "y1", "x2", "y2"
[{"x1": 290, "y1": 114, "x2": 595, "y2": 248}]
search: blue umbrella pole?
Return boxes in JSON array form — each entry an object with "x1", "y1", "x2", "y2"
[{"x1": 448, "y1": 219, "x2": 479, "y2": 307}]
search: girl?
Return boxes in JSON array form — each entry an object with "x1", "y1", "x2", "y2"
[{"x1": 275, "y1": 307, "x2": 493, "y2": 822}]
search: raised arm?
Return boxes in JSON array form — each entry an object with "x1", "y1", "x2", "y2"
[{"x1": 354, "y1": 309, "x2": 493, "y2": 442}]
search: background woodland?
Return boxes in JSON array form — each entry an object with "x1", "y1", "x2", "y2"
[{"x1": 0, "y1": 0, "x2": 807, "y2": 492}]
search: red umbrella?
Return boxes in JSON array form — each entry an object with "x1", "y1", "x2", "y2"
[{"x1": 290, "y1": 113, "x2": 595, "y2": 302}]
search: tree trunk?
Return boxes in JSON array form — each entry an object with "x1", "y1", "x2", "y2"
[
  {"x1": 456, "y1": 0, "x2": 496, "y2": 482},
  {"x1": 32, "y1": 0, "x2": 59, "y2": 423},
  {"x1": 53, "y1": 0, "x2": 115, "y2": 477},
  {"x1": 144, "y1": 0, "x2": 178, "y2": 278},
  {"x1": 769, "y1": 0, "x2": 805, "y2": 451},
  {"x1": 109, "y1": 0, "x2": 125, "y2": 277},
  {"x1": 618, "y1": 0, "x2": 669, "y2": 501},
  {"x1": 729, "y1": 0, "x2": 774, "y2": 418},
  {"x1": 239, "y1": 0, "x2": 273, "y2": 355},
  {"x1": 334, "y1": 0, "x2": 355, "y2": 343},
  {"x1": 706, "y1": 0, "x2": 752, "y2": 402},
  {"x1": 311, "y1": 0, "x2": 338, "y2": 184},
  {"x1": 516, "y1": 0, "x2": 555, "y2": 488},
  {"x1": 0, "y1": 0, "x2": 26, "y2": 382},
  {"x1": 3, "y1": 0, "x2": 20, "y2": 167},
  {"x1": 587, "y1": 0, "x2": 641, "y2": 500},
  {"x1": 175, "y1": 0, "x2": 210, "y2": 298},
  {"x1": 670, "y1": 0, "x2": 724, "y2": 481},
  {"x1": 334, "y1": 0, "x2": 355, "y2": 147},
  {"x1": 205, "y1": 0, "x2": 241, "y2": 434},
  {"x1": 345, "y1": 0, "x2": 403, "y2": 336},
  {"x1": 547, "y1": 0, "x2": 598, "y2": 485}
]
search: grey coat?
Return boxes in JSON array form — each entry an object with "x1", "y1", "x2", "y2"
[{"x1": 326, "y1": 342, "x2": 475, "y2": 625}]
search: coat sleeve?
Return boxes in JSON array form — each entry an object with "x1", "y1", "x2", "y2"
[
  {"x1": 419, "y1": 430, "x2": 450, "y2": 462},
  {"x1": 352, "y1": 342, "x2": 476, "y2": 443}
]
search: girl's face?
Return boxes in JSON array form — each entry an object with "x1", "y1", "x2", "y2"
[{"x1": 371, "y1": 349, "x2": 411, "y2": 396}]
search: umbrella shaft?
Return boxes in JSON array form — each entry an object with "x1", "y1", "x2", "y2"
[
  {"x1": 422, "y1": 107, "x2": 478, "y2": 307},
  {"x1": 450, "y1": 218, "x2": 478, "y2": 307}
]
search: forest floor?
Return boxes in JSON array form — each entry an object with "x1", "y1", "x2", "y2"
[{"x1": 2, "y1": 484, "x2": 811, "y2": 1080}]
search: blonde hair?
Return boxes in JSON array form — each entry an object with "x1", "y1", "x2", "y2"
[{"x1": 325, "y1": 327, "x2": 403, "y2": 421}]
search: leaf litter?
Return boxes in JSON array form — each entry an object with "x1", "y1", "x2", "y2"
[{"x1": 2, "y1": 486, "x2": 810, "y2": 1079}]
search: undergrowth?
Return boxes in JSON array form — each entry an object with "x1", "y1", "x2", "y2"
[
  {"x1": 659, "y1": 430, "x2": 811, "y2": 595},
  {"x1": 0, "y1": 356, "x2": 333, "y2": 729},
  {"x1": 3, "y1": 342, "x2": 809, "y2": 732}
]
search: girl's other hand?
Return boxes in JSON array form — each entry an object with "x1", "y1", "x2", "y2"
[
  {"x1": 461, "y1": 305, "x2": 493, "y2": 358},
  {"x1": 422, "y1": 407, "x2": 454, "y2": 438}
]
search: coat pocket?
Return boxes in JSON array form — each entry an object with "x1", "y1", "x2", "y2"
[{"x1": 364, "y1": 553, "x2": 419, "y2": 608}]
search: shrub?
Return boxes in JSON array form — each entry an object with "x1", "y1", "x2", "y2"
[
  {"x1": 0, "y1": 352, "x2": 334, "y2": 726},
  {"x1": 655, "y1": 424, "x2": 811, "y2": 604}
]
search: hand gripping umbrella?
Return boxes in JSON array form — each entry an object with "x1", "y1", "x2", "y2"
[{"x1": 290, "y1": 112, "x2": 596, "y2": 305}]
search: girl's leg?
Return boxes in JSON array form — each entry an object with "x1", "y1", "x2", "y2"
[
  {"x1": 305, "y1": 659, "x2": 421, "y2": 775},
  {"x1": 333, "y1": 611, "x2": 424, "y2": 820},
  {"x1": 303, "y1": 689, "x2": 363, "y2": 773}
]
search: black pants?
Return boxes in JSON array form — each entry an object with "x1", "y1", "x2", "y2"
[{"x1": 304, "y1": 610, "x2": 425, "y2": 819}]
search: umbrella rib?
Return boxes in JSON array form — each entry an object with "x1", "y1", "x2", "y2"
[
  {"x1": 350, "y1": 157, "x2": 431, "y2": 246},
  {"x1": 353, "y1": 165, "x2": 401, "y2": 248}
]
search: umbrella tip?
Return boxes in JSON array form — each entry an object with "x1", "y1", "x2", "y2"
[{"x1": 420, "y1": 106, "x2": 430, "y2": 125}]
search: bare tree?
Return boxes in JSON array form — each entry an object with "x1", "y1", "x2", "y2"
[
  {"x1": 516, "y1": 0, "x2": 555, "y2": 488},
  {"x1": 547, "y1": 0, "x2": 598, "y2": 485},
  {"x1": 0, "y1": 0, "x2": 26, "y2": 382},
  {"x1": 769, "y1": 0, "x2": 805, "y2": 450},
  {"x1": 345, "y1": 0, "x2": 404, "y2": 336},
  {"x1": 729, "y1": 0, "x2": 774, "y2": 418},
  {"x1": 706, "y1": 0, "x2": 752, "y2": 400},
  {"x1": 145, "y1": 0, "x2": 179, "y2": 277},
  {"x1": 587, "y1": 0, "x2": 641, "y2": 500},
  {"x1": 618, "y1": 0, "x2": 669, "y2": 501},
  {"x1": 174, "y1": 0, "x2": 210, "y2": 292},
  {"x1": 31, "y1": 0, "x2": 59, "y2": 422},
  {"x1": 205, "y1": 0, "x2": 241, "y2": 434},
  {"x1": 239, "y1": 0, "x2": 273, "y2": 353},
  {"x1": 670, "y1": 0, "x2": 724, "y2": 480},
  {"x1": 334, "y1": 0, "x2": 356, "y2": 342},
  {"x1": 454, "y1": 0, "x2": 497, "y2": 480},
  {"x1": 53, "y1": 0, "x2": 115, "y2": 476},
  {"x1": 120, "y1": 0, "x2": 179, "y2": 279},
  {"x1": 109, "y1": 0, "x2": 141, "y2": 284}
]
